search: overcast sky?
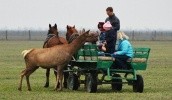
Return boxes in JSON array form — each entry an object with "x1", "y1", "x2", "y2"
[{"x1": 0, "y1": 0, "x2": 172, "y2": 30}]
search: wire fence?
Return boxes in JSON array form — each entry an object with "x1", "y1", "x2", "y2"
[{"x1": 0, "y1": 30, "x2": 172, "y2": 41}]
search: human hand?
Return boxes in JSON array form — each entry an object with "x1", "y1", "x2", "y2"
[
  {"x1": 114, "y1": 52, "x2": 117, "y2": 55},
  {"x1": 102, "y1": 45, "x2": 106, "y2": 51}
]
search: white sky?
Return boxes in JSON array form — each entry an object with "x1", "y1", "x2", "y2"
[{"x1": 0, "y1": 0, "x2": 172, "y2": 30}]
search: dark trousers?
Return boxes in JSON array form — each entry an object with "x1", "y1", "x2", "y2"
[
  {"x1": 106, "y1": 36, "x2": 117, "y2": 54},
  {"x1": 111, "y1": 55, "x2": 131, "y2": 69},
  {"x1": 106, "y1": 44, "x2": 116, "y2": 54}
]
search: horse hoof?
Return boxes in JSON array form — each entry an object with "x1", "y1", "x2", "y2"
[
  {"x1": 53, "y1": 88, "x2": 57, "y2": 91},
  {"x1": 28, "y1": 89, "x2": 32, "y2": 91},
  {"x1": 57, "y1": 88, "x2": 62, "y2": 91},
  {"x1": 18, "y1": 88, "x2": 22, "y2": 91},
  {"x1": 44, "y1": 84, "x2": 49, "y2": 88}
]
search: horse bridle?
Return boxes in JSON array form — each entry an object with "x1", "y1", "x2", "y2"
[
  {"x1": 43, "y1": 32, "x2": 58, "y2": 48},
  {"x1": 68, "y1": 33, "x2": 79, "y2": 43}
]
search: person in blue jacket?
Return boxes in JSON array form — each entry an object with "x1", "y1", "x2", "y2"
[{"x1": 111, "y1": 31, "x2": 134, "y2": 69}]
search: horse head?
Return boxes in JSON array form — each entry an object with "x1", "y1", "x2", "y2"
[
  {"x1": 85, "y1": 31, "x2": 99, "y2": 43},
  {"x1": 78, "y1": 29, "x2": 99, "y2": 43},
  {"x1": 66, "y1": 25, "x2": 78, "y2": 41},
  {"x1": 48, "y1": 24, "x2": 58, "y2": 35}
]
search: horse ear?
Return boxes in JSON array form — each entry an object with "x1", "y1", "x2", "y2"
[
  {"x1": 73, "y1": 25, "x2": 75, "y2": 28},
  {"x1": 54, "y1": 24, "x2": 57, "y2": 29},
  {"x1": 49, "y1": 24, "x2": 51, "y2": 29},
  {"x1": 83, "y1": 30, "x2": 90, "y2": 37},
  {"x1": 85, "y1": 30, "x2": 90, "y2": 34},
  {"x1": 82, "y1": 28, "x2": 85, "y2": 33},
  {"x1": 67, "y1": 25, "x2": 69, "y2": 29}
]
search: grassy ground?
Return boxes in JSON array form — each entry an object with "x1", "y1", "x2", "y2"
[{"x1": 0, "y1": 41, "x2": 171, "y2": 100}]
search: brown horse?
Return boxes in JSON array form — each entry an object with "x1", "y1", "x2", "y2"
[
  {"x1": 43, "y1": 24, "x2": 68, "y2": 88},
  {"x1": 43, "y1": 24, "x2": 79, "y2": 88},
  {"x1": 43, "y1": 24, "x2": 68, "y2": 48},
  {"x1": 18, "y1": 29, "x2": 98, "y2": 91}
]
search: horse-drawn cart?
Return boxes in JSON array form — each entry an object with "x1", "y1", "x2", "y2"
[{"x1": 64, "y1": 44, "x2": 151, "y2": 93}]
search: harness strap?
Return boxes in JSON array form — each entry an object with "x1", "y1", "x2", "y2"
[
  {"x1": 68, "y1": 33, "x2": 79, "y2": 43},
  {"x1": 43, "y1": 34, "x2": 57, "y2": 48}
]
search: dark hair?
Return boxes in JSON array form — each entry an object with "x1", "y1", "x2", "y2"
[
  {"x1": 106, "y1": 7, "x2": 113, "y2": 12},
  {"x1": 98, "y1": 22, "x2": 104, "y2": 28}
]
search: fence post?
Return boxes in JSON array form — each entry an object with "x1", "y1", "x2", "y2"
[
  {"x1": 5, "y1": 30, "x2": 8, "y2": 40},
  {"x1": 29, "y1": 30, "x2": 31, "y2": 40},
  {"x1": 154, "y1": 30, "x2": 156, "y2": 41},
  {"x1": 161, "y1": 31, "x2": 163, "y2": 41},
  {"x1": 132, "y1": 30, "x2": 134, "y2": 41}
]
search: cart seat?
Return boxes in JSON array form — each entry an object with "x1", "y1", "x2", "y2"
[
  {"x1": 98, "y1": 56, "x2": 113, "y2": 61},
  {"x1": 131, "y1": 48, "x2": 151, "y2": 70},
  {"x1": 78, "y1": 56, "x2": 113, "y2": 61},
  {"x1": 132, "y1": 58, "x2": 147, "y2": 63}
]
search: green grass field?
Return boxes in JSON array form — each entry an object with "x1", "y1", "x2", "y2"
[{"x1": 0, "y1": 41, "x2": 172, "y2": 100}]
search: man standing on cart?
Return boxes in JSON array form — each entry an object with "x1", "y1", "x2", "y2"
[
  {"x1": 105, "y1": 7, "x2": 120, "y2": 30},
  {"x1": 104, "y1": 7, "x2": 120, "y2": 53}
]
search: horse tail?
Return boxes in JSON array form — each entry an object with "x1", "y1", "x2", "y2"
[{"x1": 21, "y1": 49, "x2": 33, "y2": 58}]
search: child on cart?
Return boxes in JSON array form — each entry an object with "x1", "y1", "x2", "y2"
[
  {"x1": 98, "y1": 21, "x2": 117, "y2": 55},
  {"x1": 97, "y1": 22, "x2": 106, "y2": 52},
  {"x1": 103, "y1": 21, "x2": 117, "y2": 54},
  {"x1": 97, "y1": 22, "x2": 106, "y2": 42}
]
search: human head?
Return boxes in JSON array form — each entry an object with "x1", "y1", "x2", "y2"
[
  {"x1": 106, "y1": 7, "x2": 114, "y2": 16},
  {"x1": 117, "y1": 31, "x2": 129, "y2": 40},
  {"x1": 103, "y1": 21, "x2": 112, "y2": 31},
  {"x1": 98, "y1": 22, "x2": 105, "y2": 31}
]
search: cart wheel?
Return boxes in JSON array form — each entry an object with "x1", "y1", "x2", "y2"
[
  {"x1": 86, "y1": 73, "x2": 97, "y2": 93},
  {"x1": 133, "y1": 75, "x2": 144, "y2": 93},
  {"x1": 67, "y1": 73, "x2": 79, "y2": 90},
  {"x1": 111, "y1": 74, "x2": 122, "y2": 91}
]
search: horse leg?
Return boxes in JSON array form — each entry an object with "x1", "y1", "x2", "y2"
[
  {"x1": 18, "y1": 69, "x2": 26, "y2": 91},
  {"x1": 54, "y1": 69, "x2": 57, "y2": 81},
  {"x1": 44, "y1": 68, "x2": 50, "y2": 88},
  {"x1": 54, "y1": 67, "x2": 63, "y2": 91},
  {"x1": 26, "y1": 76, "x2": 31, "y2": 91},
  {"x1": 25, "y1": 67, "x2": 39, "y2": 91},
  {"x1": 58, "y1": 69, "x2": 63, "y2": 91},
  {"x1": 63, "y1": 66, "x2": 68, "y2": 88},
  {"x1": 54, "y1": 67, "x2": 59, "y2": 91},
  {"x1": 54, "y1": 69, "x2": 60, "y2": 88}
]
